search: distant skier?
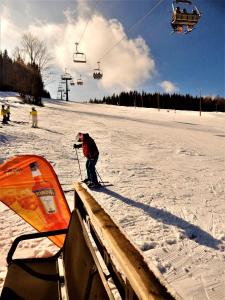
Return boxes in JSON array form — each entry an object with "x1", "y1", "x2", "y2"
[
  {"x1": 6, "y1": 105, "x2": 10, "y2": 121},
  {"x1": 73, "y1": 132, "x2": 100, "y2": 188},
  {"x1": 1, "y1": 105, "x2": 8, "y2": 124},
  {"x1": 30, "y1": 107, "x2": 38, "y2": 128}
]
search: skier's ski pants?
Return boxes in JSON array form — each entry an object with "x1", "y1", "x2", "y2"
[{"x1": 86, "y1": 155, "x2": 99, "y2": 184}]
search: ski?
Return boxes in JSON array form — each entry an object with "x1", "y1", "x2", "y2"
[
  {"x1": 82, "y1": 182, "x2": 114, "y2": 189},
  {"x1": 89, "y1": 183, "x2": 114, "y2": 189},
  {"x1": 63, "y1": 189, "x2": 74, "y2": 193},
  {"x1": 63, "y1": 183, "x2": 113, "y2": 193},
  {"x1": 11, "y1": 121, "x2": 29, "y2": 125}
]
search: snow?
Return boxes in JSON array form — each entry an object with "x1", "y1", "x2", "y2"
[{"x1": 1, "y1": 92, "x2": 225, "y2": 299}]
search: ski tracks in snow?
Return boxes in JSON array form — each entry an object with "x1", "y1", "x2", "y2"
[{"x1": 1, "y1": 99, "x2": 225, "y2": 299}]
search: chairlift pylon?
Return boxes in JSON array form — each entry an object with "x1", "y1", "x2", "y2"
[
  {"x1": 93, "y1": 62, "x2": 103, "y2": 80},
  {"x1": 171, "y1": 0, "x2": 201, "y2": 34},
  {"x1": 73, "y1": 42, "x2": 87, "y2": 63}
]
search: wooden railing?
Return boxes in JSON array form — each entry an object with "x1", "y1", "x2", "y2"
[{"x1": 74, "y1": 182, "x2": 177, "y2": 300}]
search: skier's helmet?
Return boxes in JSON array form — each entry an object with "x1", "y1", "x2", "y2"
[{"x1": 75, "y1": 132, "x2": 83, "y2": 142}]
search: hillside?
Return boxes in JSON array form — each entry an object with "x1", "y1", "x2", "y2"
[{"x1": 1, "y1": 92, "x2": 225, "y2": 299}]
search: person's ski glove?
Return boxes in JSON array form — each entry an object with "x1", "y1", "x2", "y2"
[{"x1": 73, "y1": 144, "x2": 79, "y2": 148}]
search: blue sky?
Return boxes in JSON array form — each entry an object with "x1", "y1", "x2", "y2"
[{"x1": 0, "y1": 0, "x2": 224, "y2": 101}]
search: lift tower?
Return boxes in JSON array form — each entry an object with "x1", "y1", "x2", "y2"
[{"x1": 61, "y1": 69, "x2": 72, "y2": 101}]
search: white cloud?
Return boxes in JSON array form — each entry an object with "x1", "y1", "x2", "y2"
[
  {"x1": 159, "y1": 80, "x2": 179, "y2": 93},
  {"x1": 0, "y1": 6, "x2": 22, "y2": 53},
  {"x1": 1, "y1": 2, "x2": 160, "y2": 101},
  {"x1": 28, "y1": 12, "x2": 155, "y2": 91},
  {"x1": 1, "y1": 3, "x2": 155, "y2": 93}
]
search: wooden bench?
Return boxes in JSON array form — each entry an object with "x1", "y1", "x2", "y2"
[
  {"x1": 1, "y1": 209, "x2": 114, "y2": 300},
  {"x1": 1, "y1": 183, "x2": 175, "y2": 300}
]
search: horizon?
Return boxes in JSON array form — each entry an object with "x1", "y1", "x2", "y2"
[{"x1": 0, "y1": 0, "x2": 224, "y2": 101}]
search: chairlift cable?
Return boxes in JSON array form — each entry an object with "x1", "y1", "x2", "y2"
[
  {"x1": 74, "y1": 60, "x2": 93, "y2": 81},
  {"x1": 78, "y1": 0, "x2": 100, "y2": 45},
  {"x1": 73, "y1": 0, "x2": 164, "y2": 82},
  {"x1": 86, "y1": 0, "x2": 164, "y2": 78},
  {"x1": 98, "y1": 0, "x2": 164, "y2": 62}
]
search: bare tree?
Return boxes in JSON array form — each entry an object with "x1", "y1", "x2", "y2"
[
  {"x1": 20, "y1": 32, "x2": 52, "y2": 78},
  {"x1": 12, "y1": 46, "x2": 26, "y2": 62}
]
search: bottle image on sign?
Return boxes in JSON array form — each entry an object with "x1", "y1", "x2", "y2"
[{"x1": 30, "y1": 162, "x2": 65, "y2": 230}]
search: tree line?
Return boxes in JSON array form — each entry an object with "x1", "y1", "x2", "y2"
[
  {"x1": 0, "y1": 33, "x2": 51, "y2": 105},
  {"x1": 90, "y1": 91, "x2": 225, "y2": 113}
]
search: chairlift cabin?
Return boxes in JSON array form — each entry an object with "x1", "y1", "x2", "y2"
[
  {"x1": 93, "y1": 62, "x2": 103, "y2": 80},
  {"x1": 171, "y1": 0, "x2": 201, "y2": 34},
  {"x1": 77, "y1": 75, "x2": 83, "y2": 86},
  {"x1": 73, "y1": 42, "x2": 86, "y2": 63},
  {"x1": 70, "y1": 80, "x2": 75, "y2": 86}
]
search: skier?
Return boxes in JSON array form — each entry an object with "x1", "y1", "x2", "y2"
[
  {"x1": 73, "y1": 132, "x2": 100, "y2": 188},
  {"x1": 6, "y1": 105, "x2": 10, "y2": 122},
  {"x1": 30, "y1": 107, "x2": 38, "y2": 128},
  {"x1": 1, "y1": 105, "x2": 8, "y2": 124}
]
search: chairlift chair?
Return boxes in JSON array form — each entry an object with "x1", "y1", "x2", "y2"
[
  {"x1": 93, "y1": 62, "x2": 103, "y2": 80},
  {"x1": 61, "y1": 73, "x2": 72, "y2": 80},
  {"x1": 77, "y1": 75, "x2": 83, "y2": 86},
  {"x1": 61, "y1": 74, "x2": 67, "y2": 80},
  {"x1": 58, "y1": 85, "x2": 63, "y2": 91},
  {"x1": 171, "y1": 0, "x2": 201, "y2": 34},
  {"x1": 73, "y1": 42, "x2": 86, "y2": 63},
  {"x1": 70, "y1": 80, "x2": 75, "y2": 86}
]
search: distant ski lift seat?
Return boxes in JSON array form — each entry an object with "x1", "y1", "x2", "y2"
[
  {"x1": 93, "y1": 62, "x2": 103, "y2": 80},
  {"x1": 77, "y1": 79, "x2": 83, "y2": 86},
  {"x1": 93, "y1": 68, "x2": 103, "y2": 80},
  {"x1": 73, "y1": 52, "x2": 86, "y2": 64},
  {"x1": 61, "y1": 74, "x2": 72, "y2": 80}
]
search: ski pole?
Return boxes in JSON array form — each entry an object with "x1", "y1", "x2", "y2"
[
  {"x1": 75, "y1": 148, "x2": 83, "y2": 181},
  {"x1": 96, "y1": 169, "x2": 104, "y2": 184}
]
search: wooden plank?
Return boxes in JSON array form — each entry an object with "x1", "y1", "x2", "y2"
[{"x1": 74, "y1": 183, "x2": 177, "y2": 300}]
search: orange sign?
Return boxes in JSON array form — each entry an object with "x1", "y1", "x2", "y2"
[{"x1": 0, "y1": 155, "x2": 71, "y2": 247}]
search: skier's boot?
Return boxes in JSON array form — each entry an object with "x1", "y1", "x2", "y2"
[
  {"x1": 82, "y1": 178, "x2": 90, "y2": 184},
  {"x1": 87, "y1": 182, "x2": 101, "y2": 189}
]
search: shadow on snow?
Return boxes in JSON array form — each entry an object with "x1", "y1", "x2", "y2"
[{"x1": 97, "y1": 188, "x2": 221, "y2": 250}]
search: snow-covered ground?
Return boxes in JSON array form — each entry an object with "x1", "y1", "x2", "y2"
[{"x1": 1, "y1": 92, "x2": 225, "y2": 299}]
